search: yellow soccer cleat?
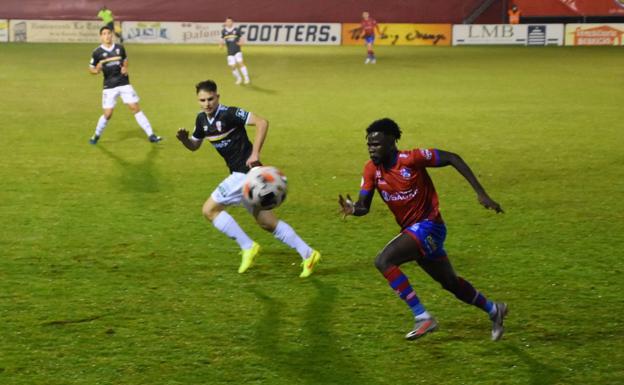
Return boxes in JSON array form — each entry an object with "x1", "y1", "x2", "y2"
[
  {"x1": 238, "y1": 242, "x2": 260, "y2": 273},
  {"x1": 299, "y1": 250, "x2": 321, "y2": 278}
]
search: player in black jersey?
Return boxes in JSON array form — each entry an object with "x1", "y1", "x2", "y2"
[
  {"x1": 176, "y1": 80, "x2": 321, "y2": 278},
  {"x1": 220, "y1": 17, "x2": 250, "y2": 85},
  {"x1": 88, "y1": 26, "x2": 161, "y2": 144}
]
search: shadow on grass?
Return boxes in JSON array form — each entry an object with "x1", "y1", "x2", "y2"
[
  {"x1": 251, "y1": 280, "x2": 371, "y2": 385},
  {"x1": 97, "y1": 145, "x2": 161, "y2": 194},
  {"x1": 243, "y1": 84, "x2": 278, "y2": 94},
  {"x1": 504, "y1": 344, "x2": 563, "y2": 385}
]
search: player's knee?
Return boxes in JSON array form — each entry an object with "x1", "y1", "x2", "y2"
[
  {"x1": 202, "y1": 203, "x2": 221, "y2": 221},
  {"x1": 128, "y1": 104, "x2": 141, "y2": 114},
  {"x1": 374, "y1": 253, "x2": 392, "y2": 273},
  {"x1": 103, "y1": 110, "x2": 113, "y2": 119}
]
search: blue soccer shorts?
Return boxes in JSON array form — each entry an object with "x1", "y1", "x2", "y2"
[
  {"x1": 364, "y1": 35, "x2": 375, "y2": 44},
  {"x1": 403, "y1": 220, "x2": 448, "y2": 260}
]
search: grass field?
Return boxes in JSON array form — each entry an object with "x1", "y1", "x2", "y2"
[{"x1": 1, "y1": 43, "x2": 623, "y2": 384}]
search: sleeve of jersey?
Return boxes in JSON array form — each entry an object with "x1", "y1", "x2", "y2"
[
  {"x1": 360, "y1": 162, "x2": 376, "y2": 196},
  {"x1": 191, "y1": 115, "x2": 204, "y2": 141},
  {"x1": 90, "y1": 51, "x2": 99, "y2": 68},
  {"x1": 410, "y1": 148, "x2": 440, "y2": 167},
  {"x1": 232, "y1": 107, "x2": 250, "y2": 126}
]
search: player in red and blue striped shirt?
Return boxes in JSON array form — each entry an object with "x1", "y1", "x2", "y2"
[
  {"x1": 339, "y1": 118, "x2": 508, "y2": 341},
  {"x1": 360, "y1": 11, "x2": 383, "y2": 64}
]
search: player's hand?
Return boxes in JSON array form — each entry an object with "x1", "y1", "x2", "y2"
[
  {"x1": 246, "y1": 154, "x2": 261, "y2": 168},
  {"x1": 478, "y1": 194, "x2": 504, "y2": 213},
  {"x1": 338, "y1": 194, "x2": 355, "y2": 218},
  {"x1": 95, "y1": 62, "x2": 103, "y2": 72},
  {"x1": 176, "y1": 128, "x2": 189, "y2": 141},
  {"x1": 121, "y1": 66, "x2": 128, "y2": 75}
]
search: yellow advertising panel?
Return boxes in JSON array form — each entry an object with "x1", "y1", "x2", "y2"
[
  {"x1": 564, "y1": 23, "x2": 624, "y2": 46},
  {"x1": 342, "y1": 23, "x2": 451, "y2": 46}
]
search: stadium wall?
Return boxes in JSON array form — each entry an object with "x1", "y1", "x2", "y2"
[
  {"x1": 514, "y1": 0, "x2": 624, "y2": 17},
  {"x1": 0, "y1": 0, "x2": 496, "y2": 24}
]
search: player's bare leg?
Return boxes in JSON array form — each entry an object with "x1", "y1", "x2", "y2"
[
  {"x1": 375, "y1": 233, "x2": 437, "y2": 339},
  {"x1": 127, "y1": 102, "x2": 161, "y2": 142},
  {"x1": 254, "y1": 209, "x2": 320, "y2": 277}
]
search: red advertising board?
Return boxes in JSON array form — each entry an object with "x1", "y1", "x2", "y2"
[{"x1": 515, "y1": 0, "x2": 624, "y2": 16}]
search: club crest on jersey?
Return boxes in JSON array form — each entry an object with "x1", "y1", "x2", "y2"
[
  {"x1": 115, "y1": 48, "x2": 120, "y2": 55},
  {"x1": 400, "y1": 167, "x2": 412, "y2": 179},
  {"x1": 235, "y1": 108, "x2": 247, "y2": 120},
  {"x1": 103, "y1": 52, "x2": 108, "y2": 57},
  {"x1": 420, "y1": 149, "x2": 433, "y2": 160},
  {"x1": 216, "y1": 121, "x2": 223, "y2": 132},
  {"x1": 375, "y1": 170, "x2": 381, "y2": 178}
]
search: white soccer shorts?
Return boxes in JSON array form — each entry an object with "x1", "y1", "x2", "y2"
[
  {"x1": 211, "y1": 172, "x2": 248, "y2": 207},
  {"x1": 226, "y1": 52, "x2": 244, "y2": 67},
  {"x1": 102, "y1": 84, "x2": 140, "y2": 109}
]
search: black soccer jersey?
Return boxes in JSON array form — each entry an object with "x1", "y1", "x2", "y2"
[
  {"x1": 192, "y1": 105, "x2": 253, "y2": 173},
  {"x1": 90, "y1": 44, "x2": 130, "y2": 89},
  {"x1": 221, "y1": 27, "x2": 243, "y2": 56}
]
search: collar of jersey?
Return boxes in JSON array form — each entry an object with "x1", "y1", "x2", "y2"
[
  {"x1": 100, "y1": 43, "x2": 116, "y2": 52},
  {"x1": 205, "y1": 105, "x2": 227, "y2": 124}
]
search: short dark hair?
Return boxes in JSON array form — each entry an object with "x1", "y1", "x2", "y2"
[
  {"x1": 99, "y1": 25, "x2": 113, "y2": 34},
  {"x1": 366, "y1": 118, "x2": 402, "y2": 140},
  {"x1": 196, "y1": 80, "x2": 218, "y2": 94}
]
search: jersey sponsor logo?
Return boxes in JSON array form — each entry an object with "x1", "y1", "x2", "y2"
[
  {"x1": 420, "y1": 149, "x2": 433, "y2": 160},
  {"x1": 375, "y1": 170, "x2": 381, "y2": 178},
  {"x1": 400, "y1": 167, "x2": 412, "y2": 179},
  {"x1": 399, "y1": 153, "x2": 408, "y2": 158},
  {"x1": 380, "y1": 188, "x2": 418, "y2": 202},
  {"x1": 216, "y1": 121, "x2": 223, "y2": 132},
  {"x1": 235, "y1": 108, "x2": 247, "y2": 120},
  {"x1": 212, "y1": 139, "x2": 231, "y2": 149}
]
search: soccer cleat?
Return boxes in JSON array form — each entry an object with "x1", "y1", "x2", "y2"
[
  {"x1": 299, "y1": 250, "x2": 321, "y2": 278},
  {"x1": 371, "y1": 58, "x2": 377, "y2": 64},
  {"x1": 148, "y1": 134, "x2": 162, "y2": 143},
  {"x1": 238, "y1": 242, "x2": 260, "y2": 273},
  {"x1": 490, "y1": 302, "x2": 508, "y2": 341},
  {"x1": 243, "y1": 77, "x2": 250, "y2": 85},
  {"x1": 89, "y1": 135, "x2": 100, "y2": 145},
  {"x1": 365, "y1": 58, "x2": 371, "y2": 64},
  {"x1": 405, "y1": 317, "x2": 438, "y2": 340},
  {"x1": 235, "y1": 78, "x2": 242, "y2": 85}
]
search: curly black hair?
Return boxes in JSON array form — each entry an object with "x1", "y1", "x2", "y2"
[{"x1": 366, "y1": 118, "x2": 402, "y2": 140}]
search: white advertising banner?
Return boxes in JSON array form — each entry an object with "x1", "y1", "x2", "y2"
[
  {"x1": 9, "y1": 20, "x2": 101, "y2": 43},
  {"x1": 122, "y1": 21, "x2": 223, "y2": 44},
  {"x1": 237, "y1": 23, "x2": 341, "y2": 45},
  {"x1": 453, "y1": 24, "x2": 564, "y2": 46},
  {"x1": 0, "y1": 19, "x2": 8, "y2": 43},
  {"x1": 565, "y1": 24, "x2": 624, "y2": 46},
  {"x1": 122, "y1": 21, "x2": 341, "y2": 45}
]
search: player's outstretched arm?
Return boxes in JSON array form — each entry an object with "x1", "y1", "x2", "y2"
[
  {"x1": 245, "y1": 113, "x2": 268, "y2": 167},
  {"x1": 436, "y1": 150, "x2": 503, "y2": 213},
  {"x1": 88, "y1": 63, "x2": 101, "y2": 75},
  {"x1": 338, "y1": 191, "x2": 373, "y2": 218},
  {"x1": 176, "y1": 128, "x2": 201, "y2": 151}
]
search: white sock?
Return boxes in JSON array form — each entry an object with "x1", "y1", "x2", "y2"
[
  {"x1": 134, "y1": 111, "x2": 154, "y2": 136},
  {"x1": 95, "y1": 115, "x2": 109, "y2": 137},
  {"x1": 212, "y1": 211, "x2": 254, "y2": 250},
  {"x1": 240, "y1": 66, "x2": 249, "y2": 80},
  {"x1": 272, "y1": 220, "x2": 312, "y2": 259},
  {"x1": 232, "y1": 68, "x2": 242, "y2": 81},
  {"x1": 415, "y1": 311, "x2": 432, "y2": 321}
]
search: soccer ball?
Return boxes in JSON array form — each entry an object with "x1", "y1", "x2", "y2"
[{"x1": 242, "y1": 166, "x2": 288, "y2": 210}]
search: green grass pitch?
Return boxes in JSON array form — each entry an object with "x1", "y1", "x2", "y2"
[{"x1": 0, "y1": 43, "x2": 623, "y2": 384}]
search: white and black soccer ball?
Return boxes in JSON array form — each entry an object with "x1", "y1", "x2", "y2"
[{"x1": 242, "y1": 166, "x2": 288, "y2": 210}]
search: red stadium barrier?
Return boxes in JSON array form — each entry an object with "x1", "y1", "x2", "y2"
[
  {"x1": 515, "y1": 0, "x2": 624, "y2": 17},
  {"x1": 0, "y1": 0, "x2": 495, "y2": 24}
]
